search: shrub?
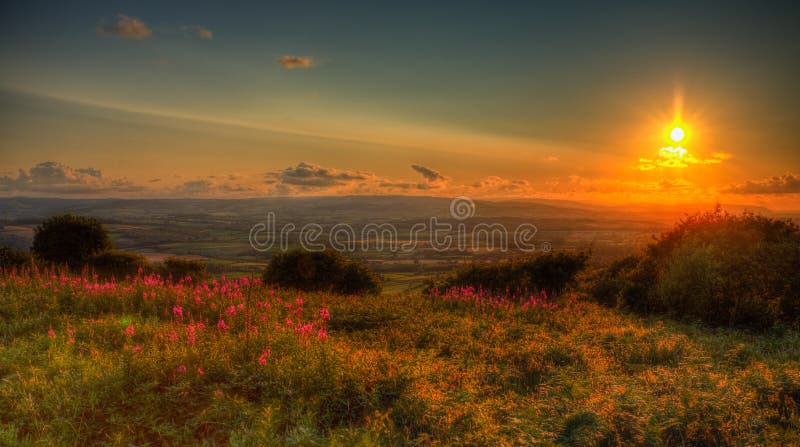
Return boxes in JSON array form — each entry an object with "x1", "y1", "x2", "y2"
[
  {"x1": 586, "y1": 255, "x2": 640, "y2": 307},
  {"x1": 160, "y1": 256, "x2": 208, "y2": 281},
  {"x1": 0, "y1": 246, "x2": 32, "y2": 270},
  {"x1": 31, "y1": 214, "x2": 111, "y2": 268},
  {"x1": 589, "y1": 207, "x2": 800, "y2": 328},
  {"x1": 428, "y1": 251, "x2": 589, "y2": 296},
  {"x1": 89, "y1": 250, "x2": 151, "y2": 279},
  {"x1": 263, "y1": 249, "x2": 381, "y2": 295}
]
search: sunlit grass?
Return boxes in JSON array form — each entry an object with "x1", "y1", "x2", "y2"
[{"x1": 1, "y1": 268, "x2": 798, "y2": 445}]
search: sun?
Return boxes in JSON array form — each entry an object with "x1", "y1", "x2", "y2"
[{"x1": 670, "y1": 127, "x2": 685, "y2": 143}]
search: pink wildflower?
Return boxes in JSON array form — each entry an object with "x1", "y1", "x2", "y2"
[
  {"x1": 177, "y1": 364, "x2": 187, "y2": 373},
  {"x1": 258, "y1": 348, "x2": 271, "y2": 365},
  {"x1": 319, "y1": 308, "x2": 331, "y2": 321},
  {"x1": 217, "y1": 319, "x2": 229, "y2": 331},
  {"x1": 197, "y1": 367, "x2": 204, "y2": 375},
  {"x1": 317, "y1": 328, "x2": 328, "y2": 341},
  {"x1": 173, "y1": 305, "x2": 184, "y2": 319},
  {"x1": 47, "y1": 327, "x2": 56, "y2": 339},
  {"x1": 132, "y1": 345, "x2": 142, "y2": 353},
  {"x1": 124, "y1": 324, "x2": 135, "y2": 337}
]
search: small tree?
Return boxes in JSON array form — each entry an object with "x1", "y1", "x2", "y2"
[
  {"x1": 428, "y1": 251, "x2": 590, "y2": 296},
  {"x1": 160, "y1": 256, "x2": 208, "y2": 281},
  {"x1": 263, "y1": 249, "x2": 381, "y2": 295},
  {"x1": 90, "y1": 249, "x2": 151, "y2": 279},
  {"x1": 32, "y1": 215, "x2": 111, "y2": 268}
]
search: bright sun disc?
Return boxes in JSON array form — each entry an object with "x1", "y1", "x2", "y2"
[{"x1": 670, "y1": 127, "x2": 685, "y2": 143}]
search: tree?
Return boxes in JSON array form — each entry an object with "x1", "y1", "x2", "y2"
[
  {"x1": 32, "y1": 214, "x2": 111, "y2": 268},
  {"x1": 263, "y1": 249, "x2": 382, "y2": 295}
]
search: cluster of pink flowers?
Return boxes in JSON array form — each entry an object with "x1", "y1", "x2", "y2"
[{"x1": 7, "y1": 267, "x2": 334, "y2": 375}]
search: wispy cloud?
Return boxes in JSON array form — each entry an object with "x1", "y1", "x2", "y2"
[
  {"x1": 411, "y1": 164, "x2": 447, "y2": 183},
  {"x1": 634, "y1": 147, "x2": 731, "y2": 171},
  {"x1": 722, "y1": 173, "x2": 800, "y2": 194},
  {"x1": 97, "y1": 14, "x2": 152, "y2": 40},
  {"x1": 182, "y1": 25, "x2": 213, "y2": 40},
  {"x1": 471, "y1": 176, "x2": 532, "y2": 195},
  {"x1": 277, "y1": 55, "x2": 315, "y2": 69}
]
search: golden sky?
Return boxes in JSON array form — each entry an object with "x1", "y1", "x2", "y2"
[{"x1": 1, "y1": 3, "x2": 798, "y2": 209}]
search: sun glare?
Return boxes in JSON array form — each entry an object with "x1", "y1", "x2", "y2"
[{"x1": 670, "y1": 127, "x2": 685, "y2": 143}]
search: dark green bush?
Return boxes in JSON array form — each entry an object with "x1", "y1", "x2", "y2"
[
  {"x1": 89, "y1": 250, "x2": 151, "y2": 279},
  {"x1": 263, "y1": 249, "x2": 381, "y2": 295},
  {"x1": 0, "y1": 246, "x2": 32, "y2": 270},
  {"x1": 589, "y1": 208, "x2": 800, "y2": 328},
  {"x1": 587, "y1": 255, "x2": 640, "y2": 307},
  {"x1": 429, "y1": 251, "x2": 590, "y2": 296},
  {"x1": 31, "y1": 214, "x2": 111, "y2": 268},
  {"x1": 160, "y1": 256, "x2": 208, "y2": 281}
]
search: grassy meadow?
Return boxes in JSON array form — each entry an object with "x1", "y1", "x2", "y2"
[{"x1": 1, "y1": 268, "x2": 798, "y2": 446}]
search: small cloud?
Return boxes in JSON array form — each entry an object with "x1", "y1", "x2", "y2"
[
  {"x1": 267, "y1": 162, "x2": 373, "y2": 188},
  {"x1": 98, "y1": 14, "x2": 152, "y2": 40},
  {"x1": 378, "y1": 181, "x2": 433, "y2": 190},
  {"x1": 471, "y1": 176, "x2": 532, "y2": 195},
  {"x1": 176, "y1": 179, "x2": 213, "y2": 194},
  {"x1": 0, "y1": 161, "x2": 143, "y2": 195},
  {"x1": 545, "y1": 155, "x2": 559, "y2": 162},
  {"x1": 410, "y1": 164, "x2": 447, "y2": 183},
  {"x1": 277, "y1": 55, "x2": 315, "y2": 69},
  {"x1": 722, "y1": 173, "x2": 800, "y2": 195},
  {"x1": 182, "y1": 25, "x2": 213, "y2": 40}
]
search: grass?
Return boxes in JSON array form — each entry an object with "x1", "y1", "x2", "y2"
[{"x1": 1, "y1": 269, "x2": 798, "y2": 446}]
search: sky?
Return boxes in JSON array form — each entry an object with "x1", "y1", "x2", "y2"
[{"x1": 0, "y1": 1, "x2": 799, "y2": 208}]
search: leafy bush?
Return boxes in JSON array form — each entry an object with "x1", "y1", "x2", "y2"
[
  {"x1": 89, "y1": 250, "x2": 151, "y2": 279},
  {"x1": 586, "y1": 255, "x2": 639, "y2": 308},
  {"x1": 263, "y1": 249, "x2": 381, "y2": 295},
  {"x1": 428, "y1": 251, "x2": 590, "y2": 296},
  {"x1": 589, "y1": 208, "x2": 800, "y2": 328},
  {"x1": 0, "y1": 246, "x2": 32, "y2": 270},
  {"x1": 160, "y1": 256, "x2": 208, "y2": 281},
  {"x1": 31, "y1": 214, "x2": 111, "y2": 268}
]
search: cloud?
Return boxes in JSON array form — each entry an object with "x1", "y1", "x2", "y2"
[
  {"x1": 182, "y1": 25, "x2": 213, "y2": 40},
  {"x1": 545, "y1": 155, "x2": 559, "y2": 162},
  {"x1": 722, "y1": 173, "x2": 800, "y2": 195},
  {"x1": 410, "y1": 164, "x2": 447, "y2": 183},
  {"x1": 176, "y1": 179, "x2": 213, "y2": 194},
  {"x1": 268, "y1": 162, "x2": 374, "y2": 188},
  {"x1": 378, "y1": 181, "x2": 435, "y2": 190},
  {"x1": 471, "y1": 176, "x2": 532, "y2": 195},
  {"x1": 0, "y1": 161, "x2": 143, "y2": 195},
  {"x1": 98, "y1": 14, "x2": 152, "y2": 40},
  {"x1": 277, "y1": 55, "x2": 315, "y2": 69},
  {"x1": 634, "y1": 147, "x2": 732, "y2": 171},
  {"x1": 173, "y1": 173, "x2": 262, "y2": 196}
]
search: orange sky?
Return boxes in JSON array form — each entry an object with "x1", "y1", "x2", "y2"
[{"x1": 1, "y1": 3, "x2": 798, "y2": 209}]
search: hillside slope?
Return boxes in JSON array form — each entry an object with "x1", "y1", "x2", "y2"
[{"x1": 1, "y1": 270, "x2": 798, "y2": 445}]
